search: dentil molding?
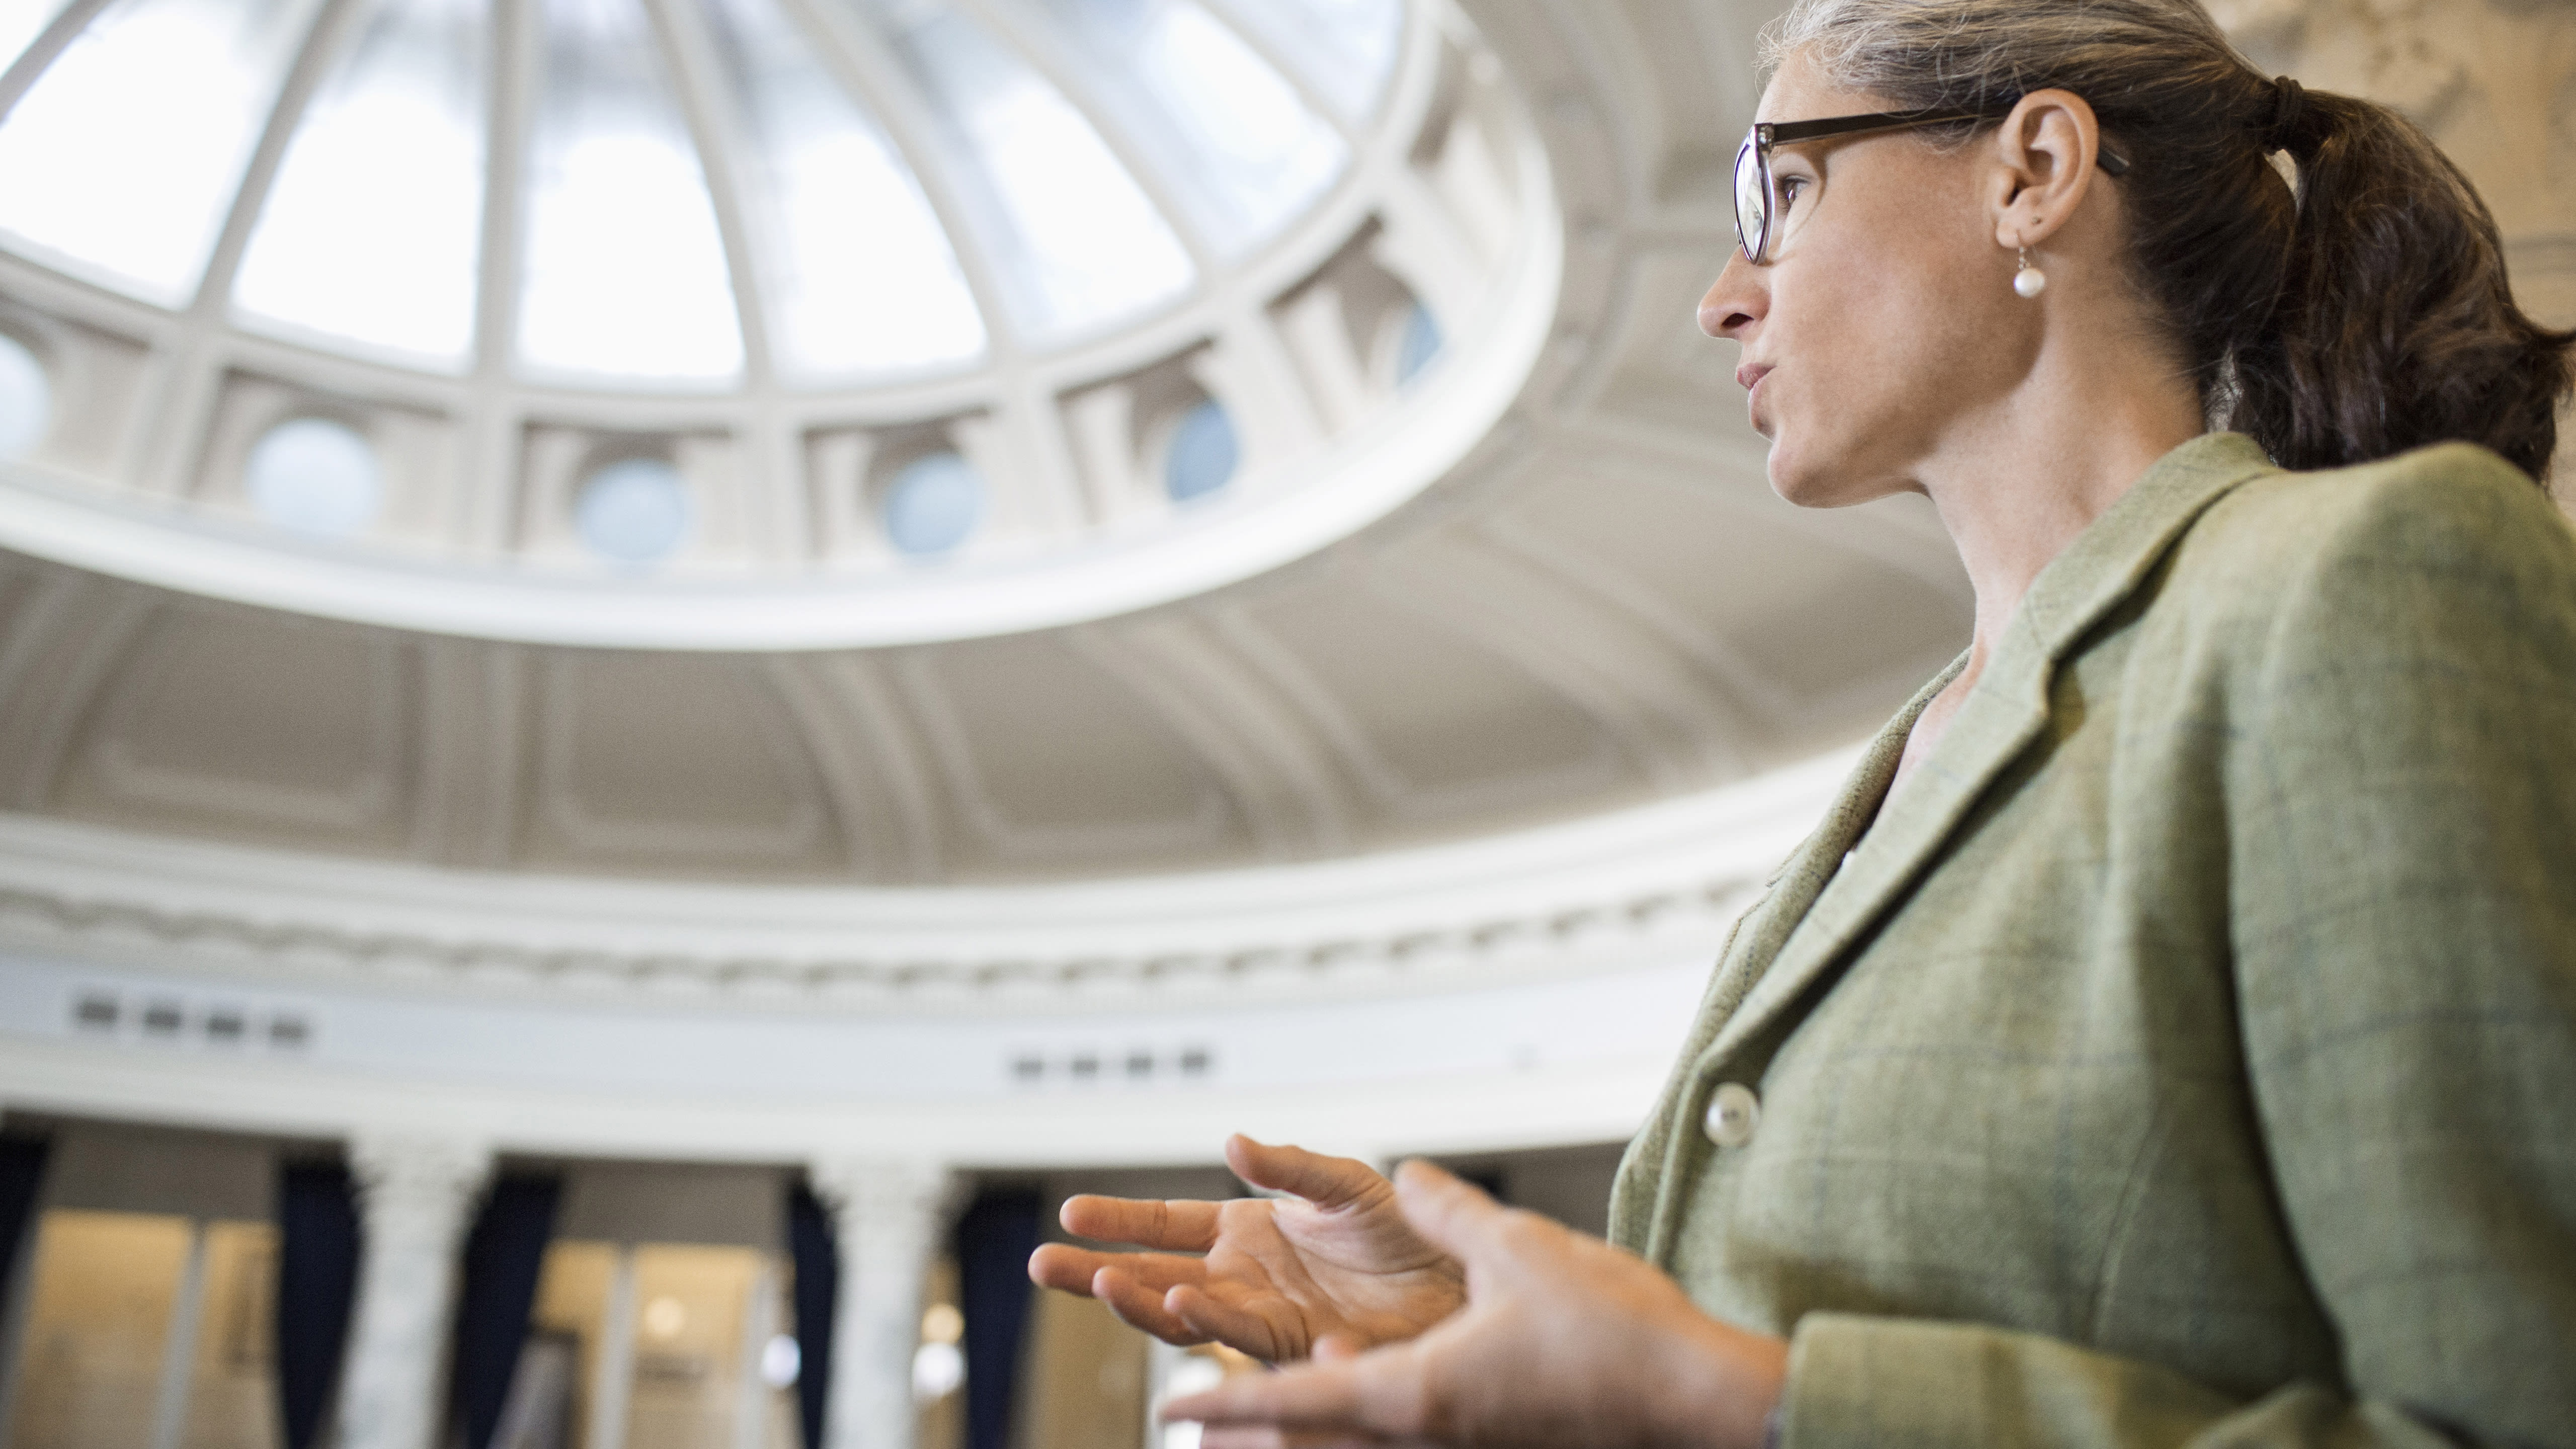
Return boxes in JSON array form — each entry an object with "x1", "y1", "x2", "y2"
[{"x1": 0, "y1": 746, "x2": 1850, "y2": 1010}]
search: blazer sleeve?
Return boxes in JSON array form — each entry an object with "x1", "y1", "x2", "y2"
[{"x1": 1776, "y1": 448, "x2": 2576, "y2": 1449}]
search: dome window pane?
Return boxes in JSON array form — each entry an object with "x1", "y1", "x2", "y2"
[
  {"x1": 0, "y1": 0, "x2": 331, "y2": 304},
  {"x1": 233, "y1": 0, "x2": 488, "y2": 368},
  {"x1": 881, "y1": 451, "x2": 982, "y2": 556},
  {"x1": 701, "y1": 0, "x2": 984, "y2": 377},
  {"x1": 1036, "y1": 0, "x2": 1344, "y2": 255},
  {"x1": 1396, "y1": 302, "x2": 1441, "y2": 386},
  {"x1": 0, "y1": 0, "x2": 77, "y2": 75},
  {"x1": 518, "y1": 0, "x2": 743, "y2": 381},
  {"x1": 577, "y1": 458, "x2": 693, "y2": 564},
  {"x1": 868, "y1": 0, "x2": 1193, "y2": 341},
  {"x1": 1164, "y1": 398, "x2": 1238, "y2": 504},
  {"x1": 245, "y1": 418, "x2": 382, "y2": 537},
  {"x1": 1203, "y1": 0, "x2": 1400, "y2": 122},
  {"x1": 0, "y1": 332, "x2": 50, "y2": 459}
]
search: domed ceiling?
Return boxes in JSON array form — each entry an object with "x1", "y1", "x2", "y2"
[{"x1": 0, "y1": 0, "x2": 1976, "y2": 897}]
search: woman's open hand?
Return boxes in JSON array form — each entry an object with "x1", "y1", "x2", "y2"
[
  {"x1": 1027, "y1": 1135, "x2": 1467, "y2": 1362},
  {"x1": 1161, "y1": 1160, "x2": 1786, "y2": 1449}
]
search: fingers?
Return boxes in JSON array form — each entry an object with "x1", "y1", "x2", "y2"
[
  {"x1": 1162, "y1": 1350, "x2": 1421, "y2": 1437},
  {"x1": 1227, "y1": 1136, "x2": 1388, "y2": 1210},
  {"x1": 1030, "y1": 1244, "x2": 1209, "y2": 1298},
  {"x1": 1198, "y1": 1429, "x2": 1295, "y2": 1449},
  {"x1": 1028, "y1": 1243, "x2": 1096, "y2": 1295},
  {"x1": 1202, "y1": 1429, "x2": 1408, "y2": 1449},
  {"x1": 1163, "y1": 1358, "x2": 1362, "y2": 1429},
  {"x1": 1090, "y1": 1266, "x2": 1211, "y2": 1346},
  {"x1": 1061, "y1": 1193, "x2": 1224, "y2": 1252},
  {"x1": 1388, "y1": 1160, "x2": 1512, "y2": 1265},
  {"x1": 1200, "y1": 1429, "x2": 1397, "y2": 1449},
  {"x1": 1166, "y1": 1282, "x2": 1290, "y2": 1361}
]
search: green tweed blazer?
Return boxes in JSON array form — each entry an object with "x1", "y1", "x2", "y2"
[{"x1": 1607, "y1": 433, "x2": 2576, "y2": 1447}]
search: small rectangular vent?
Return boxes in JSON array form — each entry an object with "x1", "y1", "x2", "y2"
[
  {"x1": 1007, "y1": 1043, "x2": 1217, "y2": 1089},
  {"x1": 65, "y1": 986, "x2": 317, "y2": 1053}
]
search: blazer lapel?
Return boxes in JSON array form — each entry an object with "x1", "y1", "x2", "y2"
[
  {"x1": 1688, "y1": 661, "x2": 1959, "y2": 1038},
  {"x1": 1694, "y1": 434, "x2": 2279, "y2": 1074}
]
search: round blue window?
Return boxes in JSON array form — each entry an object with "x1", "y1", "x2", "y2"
[
  {"x1": 245, "y1": 418, "x2": 381, "y2": 537},
  {"x1": 1396, "y1": 302, "x2": 1443, "y2": 387},
  {"x1": 0, "y1": 333, "x2": 53, "y2": 460},
  {"x1": 1164, "y1": 399, "x2": 1240, "y2": 504},
  {"x1": 577, "y1": 458, "x2": 693, "y2": 565},
  {"x1": 883, "y1": 452, "x2": 984, "y2": 556}
]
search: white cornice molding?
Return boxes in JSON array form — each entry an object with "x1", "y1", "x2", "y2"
[
  {"x1": 0, "y1": 1027, "x2": 1687, "y2": 1166},
  {"x1": 0, "y1": 746, "x2": 1852, "y2": 1010}
]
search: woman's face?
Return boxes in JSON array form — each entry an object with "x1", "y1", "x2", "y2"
[{"x1": 1702, "y1": 51, "x2": 2039, "y2": 508}]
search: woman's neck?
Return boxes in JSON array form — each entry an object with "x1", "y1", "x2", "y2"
[
  {"x1": 1918, "y1": 339, "x2": 2206, "y2": 683},
  {"x1": 1876, "y1": 338, "x2": 2205, "y2": 812}
]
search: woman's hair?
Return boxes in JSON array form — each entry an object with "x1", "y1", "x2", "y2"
[{"x1": 1762, "y1": 0, "x2": 2574, "y2": 481}]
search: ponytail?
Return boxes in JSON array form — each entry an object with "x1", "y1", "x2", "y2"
[
  {"x1": 1764, "y1": 0, "x2": 2576, "y2": 481},
  {"x1": 2227, "y1": 91, "x2": 2572, "y2": 479}
]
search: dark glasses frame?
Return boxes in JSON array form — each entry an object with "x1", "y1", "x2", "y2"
[{"x1": 1733, "y1": 106, "x2": 2133, "y2": 263}]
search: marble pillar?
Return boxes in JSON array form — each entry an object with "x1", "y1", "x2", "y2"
[
  {"x1": 808, "y1": 1158, "x2": 959, "y2": 1449},
  {"x1": 335, "y1": 1134, "x2": 491, "y2": 1449}
]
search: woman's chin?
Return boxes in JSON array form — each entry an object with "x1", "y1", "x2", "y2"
[
  {"x1": 1767, "y1": 441, "x2": 1899, "y2": 510},
  {"x1": 1764, "y1": 443, "x2": 1836, "y2": 508}
]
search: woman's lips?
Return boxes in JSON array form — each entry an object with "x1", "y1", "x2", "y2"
[{"x1": 1738, "y1": 363, "x2": 1772, "y2": 427}]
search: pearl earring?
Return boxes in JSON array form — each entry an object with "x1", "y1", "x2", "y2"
[{"x1": 2013, "y1": 247, "x2": 2048, "y2": 298}]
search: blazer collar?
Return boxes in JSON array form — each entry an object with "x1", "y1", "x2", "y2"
[{"x1": 1694, "y1": 433, "x2": 2277, "y2": 1072}]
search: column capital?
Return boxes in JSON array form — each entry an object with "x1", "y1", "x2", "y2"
[
  {"x1": 805, "y1": 1155, "x2": 964, "y2": 1228},
  {"x1": 348, "y1": 1130, "x2": 490, "y2": 1192}
]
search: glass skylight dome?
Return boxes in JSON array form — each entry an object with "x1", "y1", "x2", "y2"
[
  {"x1": 0, "y1": 0, "x2": 1558, "y2": 648},
  {"x1": 0, "y1": 0, "x2": 1393, "y2": 382}
]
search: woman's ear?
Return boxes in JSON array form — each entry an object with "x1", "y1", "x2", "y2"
[{"x1": 1986, "y1": 88, "x2": 2105, "y2": 252}]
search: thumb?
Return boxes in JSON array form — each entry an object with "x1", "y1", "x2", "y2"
[
  {"x1": 1227, "y1": 1135, "x2": 1384, "y2": 1210},
  {"x1": 1389, "y1": 1160, "x2": 1509, "y2": 1264}
]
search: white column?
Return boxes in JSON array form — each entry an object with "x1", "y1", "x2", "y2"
[
  {"x1": 583, "y1": 1249, "x2": 637, "y2": 1449},
  {"x1": 732, "y1": 1259, "x2": 784, "y2": 1449},
  {"x1": 335, "y1": 1134, "x2": 491, "y2": 1449},
  {"x1": 148, "y1": 1222, "x2": 209, "y2": 1449},
  {"x1": 807, "y1": 1158, "x2": 958, "y2": 1449}
]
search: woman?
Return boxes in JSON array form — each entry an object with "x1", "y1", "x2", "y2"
[{"x1": 1028, "y1": 1, "x2": 2576, "y2": 1443}]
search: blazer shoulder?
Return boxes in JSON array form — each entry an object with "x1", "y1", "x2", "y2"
[{"x1": 2175, "y1": 441, "x2": 2575, "y2": 606}]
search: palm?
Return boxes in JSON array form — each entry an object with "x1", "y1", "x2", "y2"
[
  {"x1": 1029, "y1": 1136, "x2": 1466, "y2": 1361},
  {"x1": 1193, "y1": 1173, "x2": 1464, "y2": 1355}
]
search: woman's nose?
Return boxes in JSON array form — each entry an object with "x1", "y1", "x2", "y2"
[{"x1": 1698, "y1": 250, "x2": 1762, "y2": 339}]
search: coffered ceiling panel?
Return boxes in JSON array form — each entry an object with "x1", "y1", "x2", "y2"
[
  {"x1": 524, "y1": 652, "x2": 835, "y2": 873},
  {"x1": 1484, "y1": 462, "x2": 1968, "y2": 716},
  {"x1": 899, "y1": 632, "x2": 1242, "y2": 872},
  {"x1": 1604, "y1": 0, "x2": 1756, "y2": 207},
  {"x1": 1222, "y1": 577, "x2": 1629, "y2": 826},
  {"x1": 53, "y1": 602, "x2": 413, "y2": 847}
]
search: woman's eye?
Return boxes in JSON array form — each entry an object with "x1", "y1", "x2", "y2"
[{"x1": 1775, "y1": 176, "x2": 1810, "y2": 214}]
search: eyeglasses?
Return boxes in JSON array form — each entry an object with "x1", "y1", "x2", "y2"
[{"x1": 1733, "y1": 107, "x2": 2132, "y2": 264}]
